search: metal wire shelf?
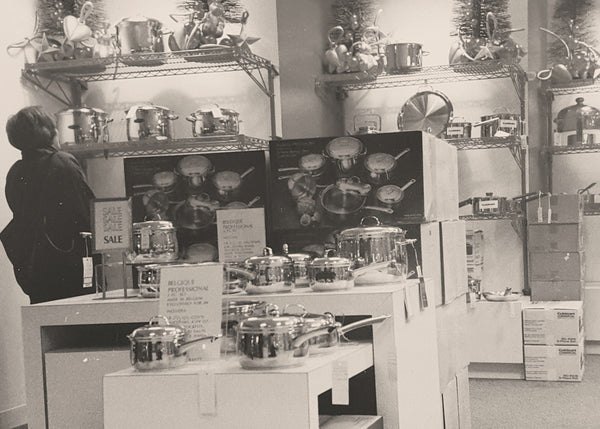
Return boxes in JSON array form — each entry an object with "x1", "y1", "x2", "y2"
[
  {"x1": 460, "y1": 214, "x2": 517, "y2": 221},
  {"x1": 315, "y1": 61, "x2": 526, "y2": 92},
  {"x1": 546, "y1": 79, "x2": 600, "y2": 96},
  {"x1": 549, "y1": 144, "x2": 600, "y2": 155},
  {"x1": 62, "y1": 135, "x2": 268, "y2": 159},
  {"x1": 446, "y1": 136, "x2": 520, "y2": 150}
]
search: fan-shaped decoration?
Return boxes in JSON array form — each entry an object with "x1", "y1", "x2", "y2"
[{"x1": 37, "y1": 0, "x2": 106, "y2": 37}]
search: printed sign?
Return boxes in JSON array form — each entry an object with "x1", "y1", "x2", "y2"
[
  {"x1": 158, "y1": 263, "x2": 224, "y2": 360},
  {"x1": 217, "y1": 207, "x2": 266, "y2": 262},
  {"x1": 91, "y1": 198, "x2": 132, "y2": 253}
]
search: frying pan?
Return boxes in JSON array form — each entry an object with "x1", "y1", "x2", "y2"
[
  {"x1": 397, "y1": 89, "x2": 453, "y2": 137},
  {"x1": 363, "y1": 148, "x2": 411, "y2": 185},
  {"x1": 211, "y1": 166, "x2": 255, "y2": 202},
  {"x1": 375, "y1": 179, "x2": 417, "y2": 209},
  {"x1": 174, "y1": 194, "x2": 220, "y2": 230},
  {"x1": 320, "y1": 178, "x2": 393, "y2": 221}
]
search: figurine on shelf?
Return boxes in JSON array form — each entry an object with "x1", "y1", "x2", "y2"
[
  {"x1": 201, "y1": 0, "x2": 226, "y2": 45},
  {"x1": 323, "y1": 26, "x2": 349, "y2": 74},
  {"x1": 60, "y1": 1, "x2": 97, "y2": 60},
  {"x1": 92, "y1": 22, "x2": 115, "y2": 59}
]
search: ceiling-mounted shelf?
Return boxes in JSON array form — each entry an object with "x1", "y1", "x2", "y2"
[
  {"x1": 61, "y1": 135, "x2": 268, "y2": 159},
  {"x1": 315, "y1": 61, "x2": 526, "y2": 102},
  {"x1": 21, "y1": 47, "x2": 279, "y2": 104}
]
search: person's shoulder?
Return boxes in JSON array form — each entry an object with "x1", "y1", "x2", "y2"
[{"x1": 52, "y1": 150, "x2": 82, "y2": 168}]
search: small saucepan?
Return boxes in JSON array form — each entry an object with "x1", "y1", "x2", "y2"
[
  {"x1": 363, "y1": 148, "x2": 411, "y2": 185},
  {"x1": 224, "y1": 196, "x2": 261, "y2": 210},
  {"x1": 375, "y1": 179, "x2": 417, "y2": 210},
  {"x1": 176, "y1": 155, "x2": 214, "y2": 193},
  {"x1": 324, "y1": 136, "x2": 366, "y2": 175},
  {"x1": 174, "y1": 194, "x2": 220, "y2": 230},
  {"x1": 320, "y1": 177, "x2": 393, "y2": 222},
  {"x1": 278, "y1": 153, "x2": 328, "y2": 182},
  {"x1": 128, "y1": 316, "x2": 220, "y2": 370},
  {"x1": 236, "y1": 311, "x2": 390, "y2": 369},
  {"x1": 211, "y1": 166, "x2": 255, "y2": 202}
]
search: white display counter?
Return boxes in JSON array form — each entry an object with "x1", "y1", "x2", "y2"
[{"x1": 22, "y1": 279, "x2": 443, "y2": 429}]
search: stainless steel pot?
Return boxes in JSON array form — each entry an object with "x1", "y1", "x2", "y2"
[
  {"x1": 130, "y1": 221, "x2": 179, "y2": 263},
  {"x1": 282, "y1": 244, "x2": 315, "y2": 288},
  {"x1": 478, "y1": 113, "x2": 521, "y2": 137},
  {"x1": 336, "y1": 216, "x2": 410, "y2": 283},
  {"x1": 324, "y1": 136, "x2": 366, "y2": 175},
  {"x1": 128, "y1": 316, "x2": 220, "y2": 370},
  {"x1": 320, "y1": 178, "x2": 393, "y2": 222},
  {"x1": 186, "y1": 105, "x2": 240, "y2": 136},
  {"x1": 227, "y1": 247, "x2": 296, "y2": 294},
  {"x1": 116, "y1": 16, "x2": 164, "y2": 56},
  {"x1": 221, "y1": 300, "x2": 267, "y2": 353},
  {"x1": 136, "y1": 264, "x2": 161, "y2": 298},
  {"x1": 55, "y1": 107, "x2": 112, "y2": 146},
  {"x1": 237, "y1": 312, "x2": 390, "y2": 369},
  {"x1": 555, "y1": 97, "x2": 600, "y2": 146},
  {"x1": 459, "y1": 193, "x2": 509, "y2": 216},
  {"x1": 363, "y1": 148, "x2": 410, "y2": 185},
  {"x1": 307, "y1": 253, "x2": 390, "y2": 291},
  {"x1": 176, "y1": 155, "x2": 214, "y2": 193},
  {"x1": 443, "y1": 117, "x2": 472, "y2": 139},
  {"x1": 125, "y1": 104, "x2": 179, "y2": 141},
  {"x1": 211, "y1": 166, "x2": 255, "y2": 202},
  {"x1": 385, "y1": 42, "x2": 424, "y2": 73}
]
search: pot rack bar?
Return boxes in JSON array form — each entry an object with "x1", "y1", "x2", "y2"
[
  {"x1": 21, "y1": 47, "x2": 279, "y2": 137},
  {"x1": 61, "y1": 135, "x2": 268, "y2": 159}
]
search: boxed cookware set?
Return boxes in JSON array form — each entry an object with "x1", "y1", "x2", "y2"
[
  {"x1": 527, "y1": 193, "x2": 585, "y2": 301},
  {"x1": 523, "y1": 301, "x2": 584, "y2": 382}
]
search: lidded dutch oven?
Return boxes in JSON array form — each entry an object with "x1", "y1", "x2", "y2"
[
  {"x1": 555, "y1": 97, "x2": 600, "y2": 146},
  {"x1": 226, "y1": 247, "x2": 296, "y2": 294},
  {"x1": 282, "y1": 244, "x2": 315, "y2": 287}
]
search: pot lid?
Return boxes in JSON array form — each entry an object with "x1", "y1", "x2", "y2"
[
  {"x1": 126, "y1": 104, "x2": 171, "y2": 119},
  {"x1": 365, "y1": 153, "x2": 395, "y2": 173},
  {"x1": 177, "y1": 155, "x2": 213, "y2": 177},
  {"x1": 238, "y1": 314, "x2": 302, "y2": 333},
  {"x1": 130, "y1": 316, "x2": 185, "y2": 341},
  {"x1": 245, "y1": 247, "x2": 294, "y2": 267},
  {"x1": 133, "y1": 220, "x2": 175, "y2": 231},
  {"x1": 309, "y1": 255, "x2": 352, "y2": 268},
  {"x1": 325, "y1": 136, "x2": 363, "y2": 159},
  {"x1": 299, "y1": 153, "x2": 326, "y2": 171},
  {"x1": 556, "y1": 97, "x2": 600, "y2": 128},
  {"x1": 376, "y1": 185, "x2": 404, "y2": 203},
  {"x1": 337, "y1": 217, "x2": 405, "y2": 240},
  {"x1": 222, "y1": 300, "x2": 266, "y2": 318},
  {"x1": 152, "y1": 170, "x2": 177, "y2": 188},
  {"x1": 282, "y1": 243, "x2": 315, "y2": 264},
  {"x1": 397, "y1": 90, "x2": 453, "y2": 137},
  {"x1": 280, "y1": 305, "x2": 337, "y2": 330},
  {"x1": 212, "y1": 170, "x2": 241, "y2": 190},
  {"x1": 57, "y1": 106, "x2": 106, "y2": 115}
]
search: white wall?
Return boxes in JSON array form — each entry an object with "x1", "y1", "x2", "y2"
[{"x1": 0, "y1": 1, "x2": 278, "y2": 427}]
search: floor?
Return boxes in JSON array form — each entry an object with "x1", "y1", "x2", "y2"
[{"x1": 470, "y1": 355, "x2": 600, "y2": 429}]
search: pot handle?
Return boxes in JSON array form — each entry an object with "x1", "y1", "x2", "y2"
[
  {"x1": 359, "y1": 216, "x2": 382, "y2": 226},
  {"x1": 291, "y1": 325, "x2": 340, "y2": 349},
  {"x1": 394, "y1": 148, "x2": 411, "y2": 160},
  {"x1": 179, "y1": 334, "x2": 222, "y2": 354},
  {"x1": 363, "y1": 206, "x2": 394, "y2": 214},
  {"x1": 578, "y1": 183, "x2": 596, "y2": 194},
  {"x1": 400, "y1": 178, "x2": 416, "y2": 192},
  {"x1": 338, "y1": 314, "x2": 391, "y2": 336},
  {"x1": 224, "y1": 266, "x2": 256, "y2": 280},
  {"x1": 240, "y1": 166, "x2": 256, "y2": 180},
  {"x1": 352, "y1": 261, "x2": 392, "y2": 278},
  {"x1": 459, "y1": 198, "x2": 473, "y2": 208}
]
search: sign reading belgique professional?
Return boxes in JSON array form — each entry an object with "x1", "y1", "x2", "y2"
[
  {"x1": 158, "y1": 263, "x2": 224, "y2": 360},
  {"x1": 216, "y1": 207, "x2": 266, "y2": 262},
  {"x1": 91, "y1": 198, "x2": 132, "y2": 253}
]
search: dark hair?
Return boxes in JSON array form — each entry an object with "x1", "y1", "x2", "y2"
[{"x1": 6, "y1": 106, "x2": 57, "y2": 151}]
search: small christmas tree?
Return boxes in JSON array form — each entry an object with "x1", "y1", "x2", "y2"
[
  {"x1": 37, "y1": 0, "x2": 107, "y2": 36},
  {"x1": 548, "y1": 0, "x2": 599, "y2": 64},
  {"x1": 179, "y1": 0, "x2": 246, "y2": 23},
  {"x1": 331, "y1": 0, "x2": 380, "y2": 46},
  {"x1": 451, "y1": 0, "x2": 512, "y2": 38}
]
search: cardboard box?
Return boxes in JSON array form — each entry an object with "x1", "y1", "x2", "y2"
[
  {"x1": 269, "y1": 131, "x2": 459, "y2": 228},
  {"x1": 583, "y1": 216, "x2": 600, "y2": 281},
  {"x1": 584, "y1": 283, "x2": 600, "y2": 341},
  {"x1": 319, "y1": 415, "x2": 383, "y2": 429},
  {"x1": 527, "y1": 223, "x2": 583, "y2": 253},
  {"x1": 528, "y1": 251, "x2": 584, "y2": 282},
  {"x1": 527, "y1": 194, "x2": 583, "y2": 224},
  {"x1": 524, "y1": 340, "x2": 584, "y2": 381},
  {"x1": 530, "y1": 280, "x2": 584, "y2": 301},
  {"x1": 522, "y1": 301, "x2": 583, "y2": 345}
]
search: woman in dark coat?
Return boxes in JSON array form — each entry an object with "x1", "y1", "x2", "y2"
[{"x1": 1, "y1": 106, "x2": 95, "y2": 303}]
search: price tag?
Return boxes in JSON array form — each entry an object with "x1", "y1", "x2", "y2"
[
  {"x1": 331, "y1": 360, "x2": 349, "y2": 405},
  {"x1": 82, "y1": 257, "x2": 93, "y2": 288},
  {"x1": 418, "y1": 278, "x2": 429, "y2": 309},
  {"x1": 217, "y1": 208, "x2": 266, "y2": 262}
]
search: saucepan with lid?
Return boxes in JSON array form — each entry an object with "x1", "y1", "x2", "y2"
[
  {"x1": 125, "y1": 104, "x2": 179, "y2": 141},
  {"x1": 211, "y1": 166, "x2": 255, "y2": 203},
  {"x1": 236, "y1": 307, "x2": 390, "y2": 369},
  {"x1": 324, "y1": 136, "x2": 366, "y2": 175},
  {"x1": 363, "y1": 148, "x2": 410, "y2": 185},
  {"x1": 128, "y1": 315, "x2": 220, "y2": 370},
  {"x1": 55, "y1": 106, "x2": 112, "y2": 146}
]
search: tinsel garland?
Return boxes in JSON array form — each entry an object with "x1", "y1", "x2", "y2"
[
  {"x1": 178, "y1": 0, "x2": 246, "y2": 23},
  {"x1": 331, "y1": 0, "x2": 380, "y2": 45},
  {"x1": 549, "y1": 0, "x2": 599, "y2": 63},
  {"x1": 37, "y1": 0, "x2": 106, "y2": 36},
  {"x1": 451, "y1": 0, "x2": 511, "y2": 38}
]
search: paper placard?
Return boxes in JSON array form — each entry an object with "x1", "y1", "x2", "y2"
[
  {"x1": 331, "y1": 360, "x2": 349, "y2": 405},
  {"x1": 158, "y1": 263, "x2": 224, "y2": 360},
  {"x1": 217, "y1": 207, "x2": 266, "y2": 262},
  {"x1": 91, "y1": 198, "x2": 132, "y2": 253}
]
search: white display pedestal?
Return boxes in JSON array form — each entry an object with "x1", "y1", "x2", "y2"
[
  {"x1": 22, "y1": 279, "x2": 442, "y2": 429},
  {"x1": 466, "y1": 297, "x2": 529, "y2": 379},
  {"x1": 104, "y1": 343, "x2": 373, "y2": 429}
]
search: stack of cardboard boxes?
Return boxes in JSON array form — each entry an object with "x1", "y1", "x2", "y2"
[
  {"x1": 522, "y1": 301, "x2": 585, "y2": 381},
  {"x1": 525, "y1": 194, "x2": 585, "y2": 381}
]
